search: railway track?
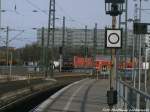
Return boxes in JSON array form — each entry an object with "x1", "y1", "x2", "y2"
[{"x1": 0, "y1": 73, "x2": 88, "y2": 112}]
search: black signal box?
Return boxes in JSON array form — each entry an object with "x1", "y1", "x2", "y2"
[
  {"x1": 107, "y1": 90, "x2": 118, "y2": 106},
  {"x1": 133, "y1": 23, "x2": 147, "y2": 34}
]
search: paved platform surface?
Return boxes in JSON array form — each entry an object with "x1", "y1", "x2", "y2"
[{"x1": 35, "y1": 78, "x2": 109, "y2": 112}]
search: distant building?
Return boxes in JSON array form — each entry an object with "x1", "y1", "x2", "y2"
[
  {"x1": 37, "y1": 28, "x2": 138, "y2": 51},
  {"x1": 37, "y1": 28, "x2": 105, "y2": 49},
  {"x1": 145, "y1": 34, "x2": 150, "y2": 47},
  {"x1": 36, "y1": 28, "x2": 149, "y2": 61}
]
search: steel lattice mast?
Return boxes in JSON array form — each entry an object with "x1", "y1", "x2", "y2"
[{"x1": 46, "y1": 0, "x2": 55, "y2": 78}]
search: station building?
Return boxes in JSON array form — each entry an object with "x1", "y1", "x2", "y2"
[
  {"x1": 145, "y1": 34, "x2": 150, "y2": 59},
  {"x1": 36, "y1": 27, "x2": 145, "y2": 56}
]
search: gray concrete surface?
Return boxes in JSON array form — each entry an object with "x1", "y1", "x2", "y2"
[{"x1": 36, "y1": 78, "x2": 109, "y2": 112}]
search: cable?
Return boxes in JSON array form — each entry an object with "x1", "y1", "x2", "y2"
[
  {"x1": 24, "y1": 0, "x2": 78, "y2": 24},
  {"x1": 11, "y1": 0, "x2": 22, "y2": 15},
  {"x1": 9, "y1": 30, "x2": 25, "y2": 43},
  {"x1": 55, "y1": 1, "x2": 86, "y2": 27},
  {"x1": 23, "y1": 0, "x2": 86, "y2": 28},
  {"x1": 24, "y1": 0, "x2": 48, "y2": 15},
  {"x1": 11, "y1": 0, "x2": 86, "y2": 28}
]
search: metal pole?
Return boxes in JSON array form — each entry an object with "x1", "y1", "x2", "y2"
[
  {"x1": 144, "y1": 48, "x2": 147, "y2": 92},
  {"x1": 47, "y1": 0, "x2": 55, "y2": 78},
  {"x1": 51, "y1": 0, "x2": 55, "y2": 77},
  {"x1": 93, "y1": 23, "x2": 97, "y2": 76},
  {"x1": 133, "y1": 34, "x2": 136, "y2": 88},
  {"x1": 117, "y1": 15, "x2": 121, "y2": 107},
  {"x1": 132, "y1": 32, "x2": 135, "y2": 83},
  {"x1": 138, "y1": 0, "x2": 142, "y2": 91},
  {"x1": 84, "y1": 25, "x2": 87, "y2": 71},
  {"x1": 118, "y1": 15, "x2": 121, "y2": 28},
  {"x1": 60, "y1": 16, "x2": 65, "y2": 72},
  {"x1": 133, "y1": 3, "x2": 138, "y2": 88},
  {"x1": 59, "y1": 54, "x2": 62, "y2": 72},
  {"x1": 0, "y1": 0, "x2": 1, "y2": 38},
  {"x1": 111, "y1": 16, "x2": 117, "y2": 88},
  {"x1": 124, "y1": 0, "x2": 128, "y2": 81},
  {"x1": 94, "y1": 23, "x2": 97, "y2": 59},
  {"x1": 137, "y1": 0, "x2": 142, "y2": 109},
  {"x1": 6, "y1": 26, "x2": 9, "y2": 66},
  {"x1": 62, "y1": 16, "x2": 65, "y2": 49},
  {"x1": 46, "y1": 0, "x2": 52, "y2": 78},
  {"x1": 9, "y1": 52, "x2": 12, "y2": 78},
  {"x1": 117, "y1": 13, "x2": 122, "y2": 89},
  {"x1": 46, "y1": 0, "x2": 51, "y2": 77},
  {"x1": 41, "y1": 27, "x2": 45, "y2": 73},
  {"x1": 109, "y1": 15, "x2": 117, "y2": 111}
]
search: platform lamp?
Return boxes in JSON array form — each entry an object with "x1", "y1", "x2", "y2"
[
  {"x1": 105, "y1": 0, "x2": 124, "y2": 16},
  {"x1": 105, "y1": 0, "x2": 125, "y2": 110}
]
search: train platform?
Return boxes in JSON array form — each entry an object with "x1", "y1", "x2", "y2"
[{"x1": 34, "y1": 78, "x2": 110, "y2": 112}]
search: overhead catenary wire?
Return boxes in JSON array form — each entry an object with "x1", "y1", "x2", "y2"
[
  {"x1": 6, "y1": 0, "x2": 88, "y2": 28},
  {"x1": 0, "y1": 27, "x2": 37, "y2": 44},
  {"x1": 24, "y1": 0, "x2": 83, "y2": 27},
  {"x1": 2, "y1": 0, "x2": 100, "y2": 48},
  {"x1": 11, "y1": 0, "x2": 21, "y2": 15},
  {"x1": 24, "y1": 0, "x2": 48, "y2": 15},
  {"x1": 55, "y1": 1, "x2": 87, "y2": 27}
]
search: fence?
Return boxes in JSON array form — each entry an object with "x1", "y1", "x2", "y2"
[{"x1": 117, "y1": 79, "x2": 150, "y2": 111}]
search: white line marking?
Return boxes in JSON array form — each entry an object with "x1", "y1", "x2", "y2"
[
  {"x1": 63, "y1": 80, "x2": 92, "y2": 112},
  {"x1": 34, "y1": 78, "x2": 88, "y2": 112}
]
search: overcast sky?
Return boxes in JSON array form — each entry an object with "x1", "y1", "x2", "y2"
[{"x1": 1, "y1": 0, "x2": 150, "y2": 48}]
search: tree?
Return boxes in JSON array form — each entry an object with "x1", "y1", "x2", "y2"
[{"x1": 19, "y1": 43, "x2": 41, "y2": 63}]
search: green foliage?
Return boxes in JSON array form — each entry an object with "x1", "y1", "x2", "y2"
[{"x1": 19, "y1": 43, "x2": 41, "y2": 62}]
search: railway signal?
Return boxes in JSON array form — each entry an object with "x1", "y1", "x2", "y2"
[
  {"x1": 105, "y1": 0, "x2": 125, "y2": 109},
  {"x1": 105, "y1": 29, "x2": 122, "y2": 48}
]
